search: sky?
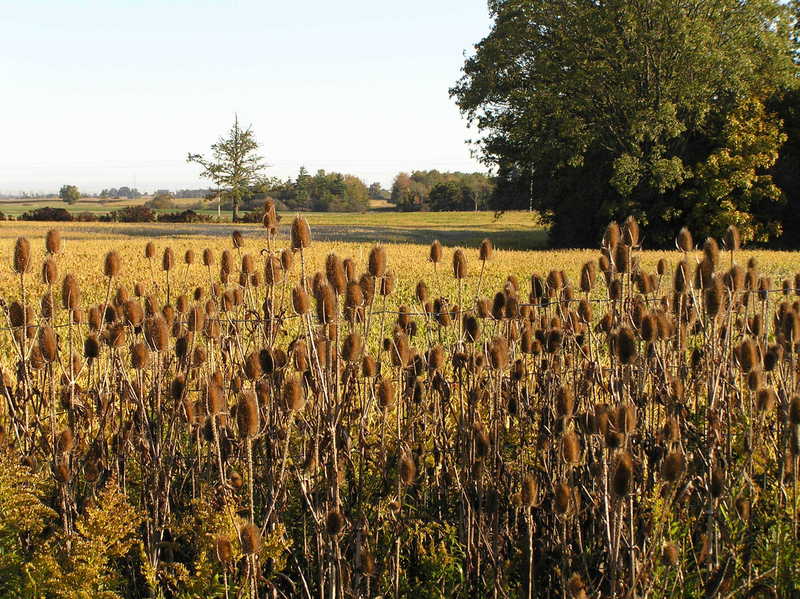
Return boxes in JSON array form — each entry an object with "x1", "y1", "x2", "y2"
[{"x1": 0, "y1": 0, "x2": 491, "y2": 194}]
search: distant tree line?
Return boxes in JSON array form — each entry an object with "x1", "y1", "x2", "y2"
[
  {"x1": 390, "y1": 170, "x2": 493, "y2": 211},
  {"x1": 98, "y1": 187, "x2": 142, "y2": 199},
  {"x1": 452, "y1": 0, "x2": 800, "y2": 248}
]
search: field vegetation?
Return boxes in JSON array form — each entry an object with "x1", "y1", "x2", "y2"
[{"x1": 0, "y1": 205, "x2": 799, "y2": 597}]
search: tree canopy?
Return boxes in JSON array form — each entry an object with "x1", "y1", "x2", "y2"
[
  {"x1": 187, "y1": 116, "x2": 266, "y2": 222},
  {"x1": 59, "y1": 185, "x2": 80, "y2": 205},
  {"x1": 390, "y1": 170, "x2": 493, "y2": 211},
  {"x1": 452, "y1": 0, "x2": 798, "y2": 247}
]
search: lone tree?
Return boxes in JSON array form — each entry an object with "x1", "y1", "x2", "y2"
[
  {"x1": 187, "y1": 115, "x2": 266, "y2": 222},
  {"x1": 59, "y1": 185, "x2": 80, "y2": 205}
]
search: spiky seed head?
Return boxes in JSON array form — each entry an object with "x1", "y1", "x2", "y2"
[
  {"x1": 243, "y1": 351, "x2": 262, "y2": 380},
  {"x1": 206, "y1": 382, "x2": 225, "y2": 415},
  {"x1": 662, "y1": 543, "x2": 679, "y2": 567},
  {"x1": 789, "y1": 394, "x2": 800, "y2": 425},
  {"x1": 367, "y1": 245, "x2": 387, "y2": 278},
  {"x1": 556, "y1": 385, "x2": 574, "y2": 418},
  {"x1": 237, "y1": 391, "x2": 260, "y2": 439},
  {"x1": 325, "y1": 253, "x2": 346, "y2": 294},
  {"x1": 84, "y1": 334, "x2": 100, "y2": 359},
  {"x1": 616, "y1": 326, "x2": 637, "y2": 365},
  {"x1": 290, "y1": 216, "x2": 311, "y2": 249},
  {"x1": 756, "y1": 387, "x2": 776, "y2": 412},
  {"x1": 377, "y1": 378, "x2": 395, "y2": 409},
  {"x1": 45, "y1": 229, "x2": 61, "y2": 255},
  {"x1": 292, "y1": 285, "x2": 311, "y2": 315},
  {"x1": 603, "y1": 222, "x2": 620, "y2": 250},
  {"x1": 124, "y1": 300, "x2": 144, "y2": 327},
  {"x1": 201, "y1": 248, "x2": 214, "y2": 267},
  {"x1": 661, "y1": 452, "x2": 685, "y2": 482},
  {"x1": 39, "y1": 326, "x2": 58, "y2": 362},
  {"x1": 521, "y1": 474, "x2": 538, "y2": 508},
  {"x1": 326, "y1": 510, "x2": 345, "y2": 536},
  {"x1": 240, "y1": 523, "x2": 261, "y2": 554},
  {"x1": 283, "y1": 377, "x2": 305, "y2": 411},
  {"x1": 704, "y1": 277, "x2": 725, "y2": 318},
  {"x1": 553, "y1": 481, "x2": 572, "y2": 515},
  {"x1": 379, "y1": 271, "x2": 395, "y2": 296},
  {"x1": 241, "y1": 253, "x2": 255, "y2": 275},
  {"x1": 579, "y1": 261, "x2": 596, "y2": 293},
  {"x1": 61, "y1": 274, "x2": 81, "y2": 310},
  {"x1": 724, "y1": 225, "x2": 740, "y2": 251},
  {"x1": 452, "y1": 249, "x2": 467, "y2": 279},
  {"x1": 463, "y1": 315, "x2": 480, "y2": 343},
  {"x1": 703, "y1": 238, "x2": 720, "y2": 268},
  {"x1": 361, "y1": 355, "x2": 377, "y2": 378},
  {"x1": 488, "y1": 336, "x2": 509, "y2": 370},
  {"x1": 215, "y1": 536, "x2": 233, "y2": 563},
  {"x1": 710, "y1": 466, "x2": 725, "y2": 498},
  {"x1": 131, "y1": 341, "x2": 150, "y2": 370},
  {"x1": 103, "y1": 251, "x2": 121, "y2": 278},
  {"x1": 612, "y1": 452, "x2": 634, "y2": 498},
  {"x1": 13, "y1": 237, "x2": 31, "y2": 274},
  {"x1": 145, "y1": 241, "x2": 156, "y2": 259},
  {"x1": 479, "y1": 238, "x2": 493, "y2": 261},
  {"x1": 429, "y1": 239, "x2": 443, "y2": 264},
  {"x1": 162, "y1": 247, "x2": 174, "y2": 272},
  {"x1": 399, "y1": 452, "x2": 416, "y2": 485},
  {"x1": 738, "y1": 338, "x2": 757, "y2": 373},
  {"x1": 562, "y1": 431, "x2": 580, "y2": 464},
  {"x1": 342, "y1": 332, "x2": 363, "y2": 362},
  {"x1": 231, "y1": 230, "x2": 244, "y2": 249}
]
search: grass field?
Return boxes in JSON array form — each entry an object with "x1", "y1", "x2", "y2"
[{"x1": 0, "y1": 209, "x2": 549, "y2": 249}]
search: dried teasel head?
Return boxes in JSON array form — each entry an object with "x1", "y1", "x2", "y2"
[
  {"x1": 236, "y1": 391, "x2": 260, "y2": 439},
  {"x1": 13, "y1": 237, "x2": 31, "y2": 274},
  {"x1": 239, "y1": 522, "x2": 261, "y2": 554},
  {"x1": 452, "y1": 249, "x2": 467, "y2": 280},
  {"x1": 103, "y1": 251, "x2": 121, "y2": 278},
  {"x1": 290, "y1": 216, "x2": 312, "y2": 250},
  {"x1": 45, "y1": 229, "x2": 61, "y2": 255},
  {"x1": 429, "y1": 239, "x2": 443, "y2": 264},
  {"x1": 479, "y1": 238, "x2": 493, "y2": 261},
  {"x1": 283, "y1": 376, "x2": 305, "y2": 411}
]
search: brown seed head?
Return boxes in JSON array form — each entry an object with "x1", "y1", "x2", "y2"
[
  {"x1": 290, "y1": 216, "x2": 311, "y2": 249},
  {"x1": 240, "y1": 523, "x2": 261, "y2": 554},
  {"x1": 45, "y1": 229, "x2": 61, "y2": 255},
  {"x1": 13, "y1": 237, "x2": 31, "y2": 274},
  {"x1": 103, "y1": 251, "x2": 121, "y2": 278}
]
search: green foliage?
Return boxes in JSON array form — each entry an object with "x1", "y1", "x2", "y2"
[
  {"x1": 391, "y1": 170, "x2": 493, "y2": 211},
  {"x1": 145, "y1": 193, "x2": 177, "y2": 210},
  {"x1": 267, "y1": 167, "x2": 370, "y2": 212},
  {"x1": 452, "y1": 0, "x2": 798, "y2": 246},
  {"x1": 59, "y1": 185, "x2": 80, "y2": 205},
  {"x1": 0, "y1": 449, "x2": 57, "y2": 596},
  {"x1": 23, "y1": 479, "x2": 140, "y2": 598},
  {"x1": 387, "y1": 521, "x2": 466, "y2": 599},
  {"x1": 683, "y1": 97, "x2": 787, "y2": 244},
  {"x1": 187, "y1": 115, "x2": 267, "y2": 222}
]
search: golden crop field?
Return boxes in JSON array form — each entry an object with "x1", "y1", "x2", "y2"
[{"x1": 1, "y1": 210, "x2": 800, "y2": 598}]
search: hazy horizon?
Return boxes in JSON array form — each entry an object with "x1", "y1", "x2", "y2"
[{"x1": 1, "y1": 1, "x2": 490, "y2": 195}]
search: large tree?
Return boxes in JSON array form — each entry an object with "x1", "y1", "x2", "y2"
[
  {"x1": 187, "y1": 116, "x2": 266, "y2": 222},
  {"x1": 452, "y1": 0, "x2": 797, "y2": 247},
  {"x1": 59, "y1": 185, "x2": 80, "y2": 205}
]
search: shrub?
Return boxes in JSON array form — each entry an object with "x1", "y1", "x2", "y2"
[
  {"x1": 104, "y1": 205, "x2": 156, "y2": 223},
  {"x1": 158, "y1": 210, "x2": 211, "y2": 223},
  {"x1": 20, "y1": 207, "x2": 74, "y2": 222}
]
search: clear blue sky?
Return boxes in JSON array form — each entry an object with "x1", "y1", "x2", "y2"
[{"x1": 0, "y1": 0, "x2": 491, "y2": 194}]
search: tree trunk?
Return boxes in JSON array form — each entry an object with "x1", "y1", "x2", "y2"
[{"x1": 232, "y1": 198, "x2": 239, "y2": 223}]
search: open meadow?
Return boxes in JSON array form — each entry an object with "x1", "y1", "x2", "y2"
[{"x1": 1, "y1": 211, "x2": 800, "y2": 598}]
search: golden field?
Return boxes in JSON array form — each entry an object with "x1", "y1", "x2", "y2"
[{"x1": 1, "y1": 214, "x2": 800, "y2": 598}]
